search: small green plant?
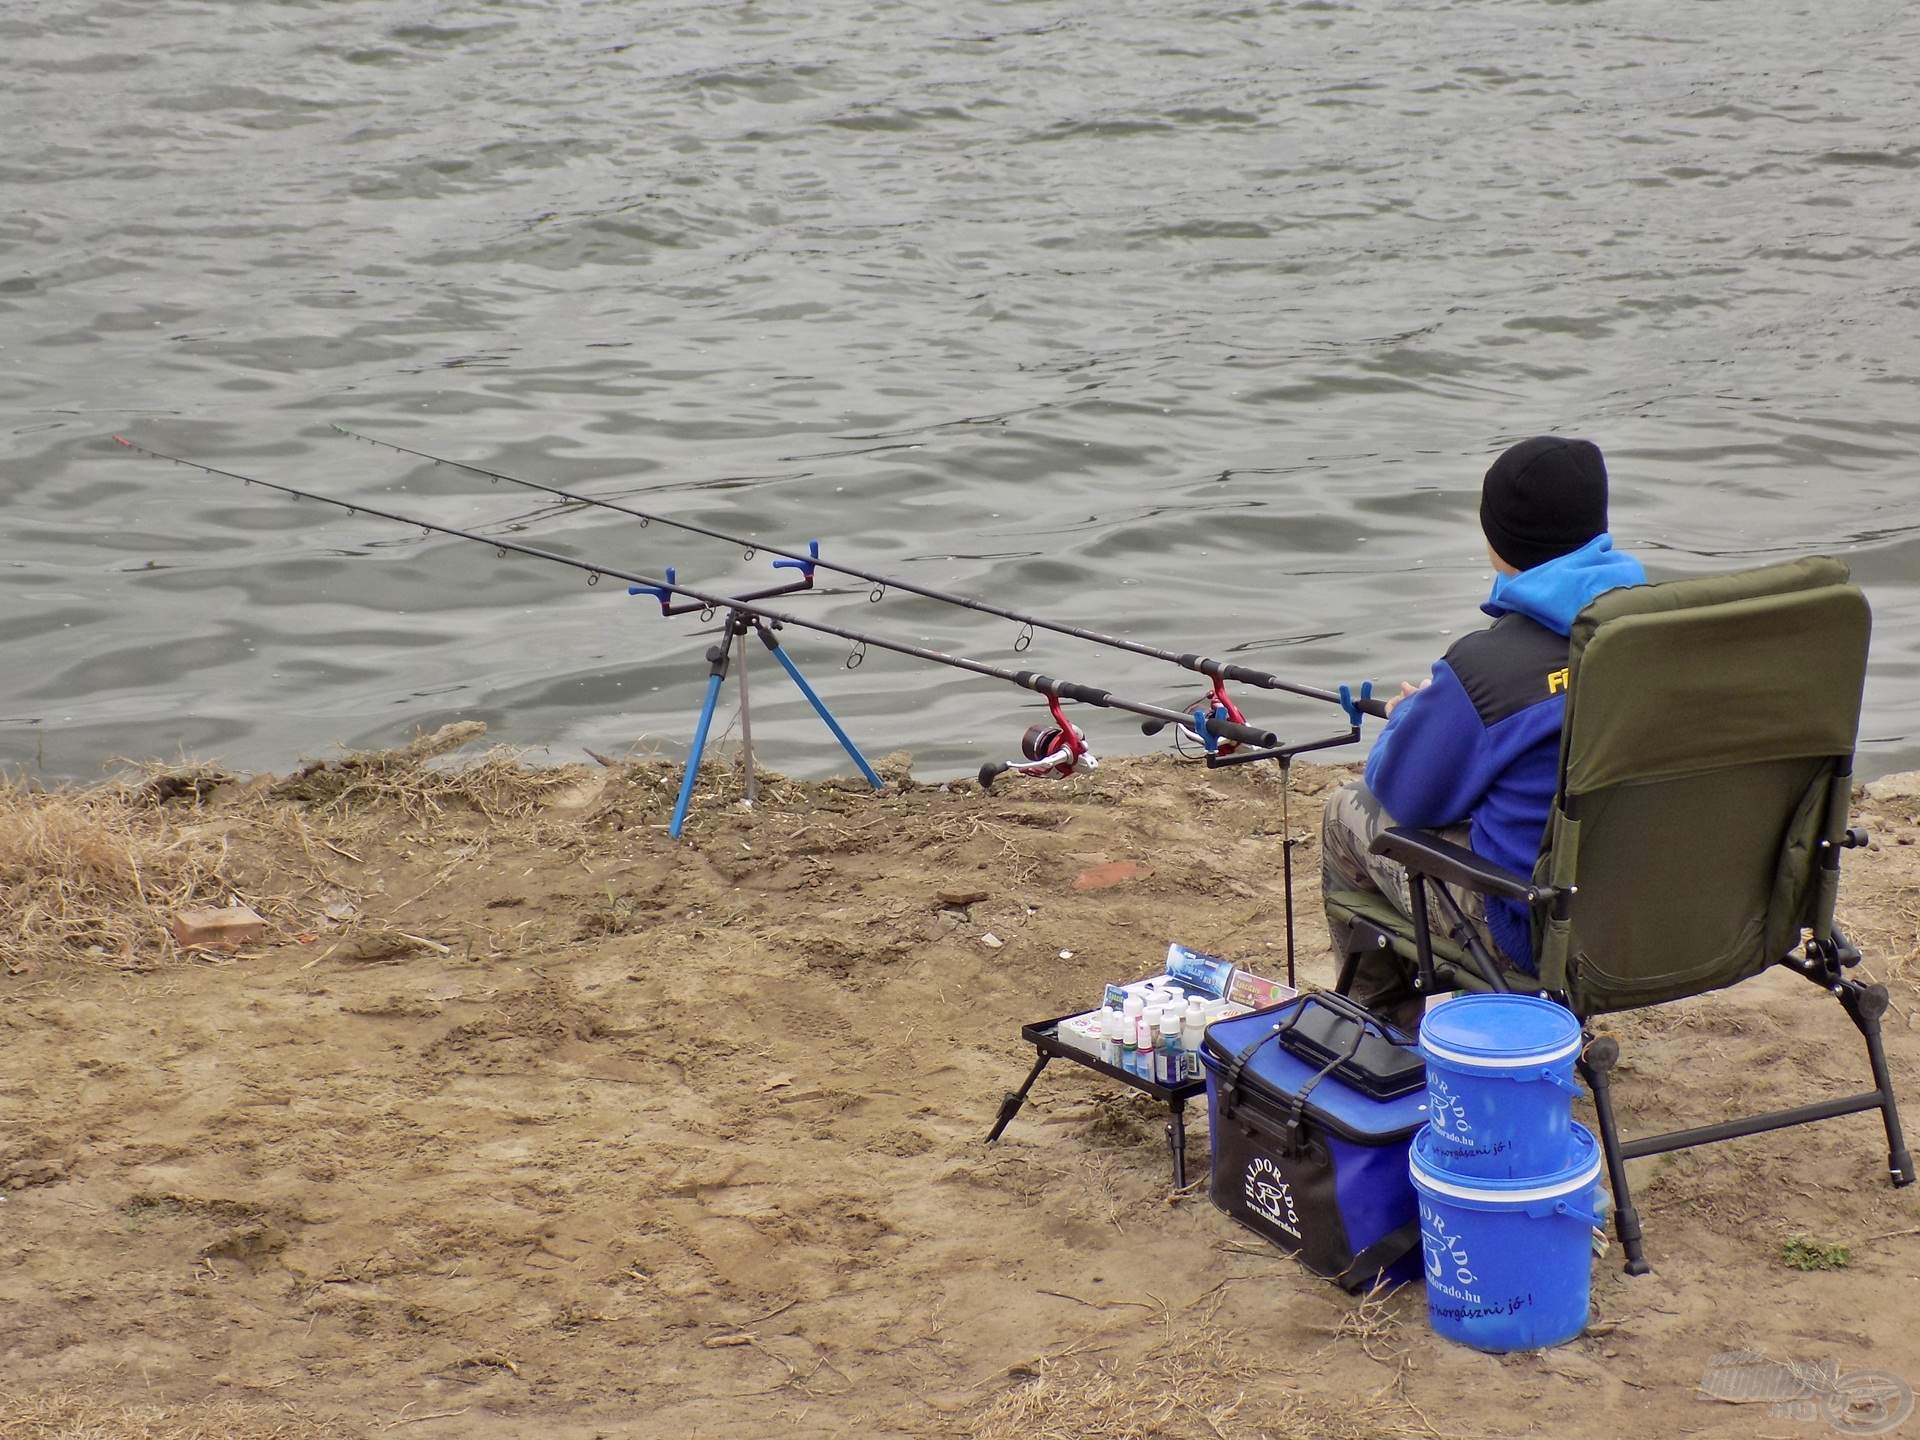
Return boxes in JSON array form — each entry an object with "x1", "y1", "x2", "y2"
[{"x1": 1781, "y1": 1237, "x2": 1851, "y2": 1271}]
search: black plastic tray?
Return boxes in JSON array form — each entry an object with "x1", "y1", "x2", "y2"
[{"x1": 1021, "y1": 1010, "x2": 1208, "y2": 1103}]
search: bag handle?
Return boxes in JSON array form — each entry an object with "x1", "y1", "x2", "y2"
[
  {"x1": 1222, "y1": 995, "x2": 1374, "y2": 1152},
  {"x1": 1219, "y1": 1025, "x2": 1278, "y2": 1117},
  {"x1": 1335, "y1": 1218, "x2": 1420, "y2": 1294},
  {"x1": 1275, "y1": 989, "x2": 1413, "y2": 1051}
]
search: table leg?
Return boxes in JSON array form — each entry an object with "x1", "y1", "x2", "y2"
[
  {"x1": 986, "y1": 1052, "x2": 1052, "y2": 1143},
  {"x1": 1167, "y1": 1098, "x2": 1190, "y2": 1190}
]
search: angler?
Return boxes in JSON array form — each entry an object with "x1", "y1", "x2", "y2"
[{"x1": 328, "y1": 424, "x2": 1391, "y2": 723}]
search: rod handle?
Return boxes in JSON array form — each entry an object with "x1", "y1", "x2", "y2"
[
  {"x1": 1207, "y1": 717, "x2": 1280, "y2": 749},
  {"x1": 1011, "y1": 673, "x2": 1111, "y2": 708}
]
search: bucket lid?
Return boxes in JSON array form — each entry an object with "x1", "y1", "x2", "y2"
[
  {"x1": 1418, "y1": 994, "x2": 1580, "y2": 1070},
  {"x1": 1409, "y1": 1120, "x2": 1602, "y2": 1204}
]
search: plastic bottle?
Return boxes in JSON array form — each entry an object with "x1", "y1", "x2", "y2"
[
  {"x1": 1121, "y1": 998, "x2": 1147, "y2": 1076},
  {"x1": 1134, "y1": 1014, "x2": 1155, "y2": 1080},
  {"x1": 1101, "y1": 1007, "x2": 1125, "y2": 1067},
  {"x1": 1158, "y1": 1011, "x2": 1183, "y2": 1085},
  {"x1": 1181, "y1": 1007, "x2": 1207, "y2": 1080}
]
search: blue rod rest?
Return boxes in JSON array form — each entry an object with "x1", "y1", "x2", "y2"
[
  {"x1": 1190, "y1": 704, "x2": 1228, "y2": 753},
  {"x1": 627, "y1": 565, "x2": 678, "y2": 612},
  {"x1": 1337, "y1": 679, "x2": 1375, "y2": 728},
  {"x1": 770, "y1": 539, "x2": 819, "y2": 581}
]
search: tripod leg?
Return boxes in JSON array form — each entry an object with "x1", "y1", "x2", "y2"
[
  {"x1": 758, "y1": 629, "x2": 884, "y2": 790},
  {"x1": 736, "y1": 623, "x2": 757, "y2": 806},
  {"x1": 670, "y1": 668, "x2": 727, "y2": 840}
]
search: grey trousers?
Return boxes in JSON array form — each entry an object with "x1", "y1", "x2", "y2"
[{"x1": 1320, "y1": 780, "x2": 1502, "y2": 1030}]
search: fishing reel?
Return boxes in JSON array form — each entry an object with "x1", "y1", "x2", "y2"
[
  {"x1": 1168, "y1": 677, "x2": 1247, "y2": 757},
  {"x1": 978, "y1": 694, "x2": 1098, "y2": 789}
]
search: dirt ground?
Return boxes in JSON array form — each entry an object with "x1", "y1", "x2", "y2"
[{"x1": 3, "y1": 736, "x2": 1919, "y2": 1439}]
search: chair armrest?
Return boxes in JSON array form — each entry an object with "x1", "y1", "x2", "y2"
[{"x1": 1370, "y1": 826, "x2": 1545, "y2": 905}]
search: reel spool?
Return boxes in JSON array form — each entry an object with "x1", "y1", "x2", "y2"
[{"x1": 979, "y1": 695, "x2": 1098, "y2": 789}]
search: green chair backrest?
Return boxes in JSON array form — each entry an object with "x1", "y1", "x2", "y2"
[{"x1": 1534, "y1": 557, "x2": 1869, "y2": 1014}]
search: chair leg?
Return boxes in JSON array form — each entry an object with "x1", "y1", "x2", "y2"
[
  {"x1": 1333, "y1": 944, "x2": 1360, "y2": 997},
  {"x1": 1838, "y1": 979, "x2": 1915, "y2": 1188},
  {"x1": 1581, "y1": 1034, "x2": 1651, "y2": 1276},
  {"x1": 1332, "y1": 915, "x2": 1387, "y2": 996}
]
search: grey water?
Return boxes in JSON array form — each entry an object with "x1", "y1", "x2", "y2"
[{"x1": 5, "y1": 0, "x2": 1918, "y2": 786}]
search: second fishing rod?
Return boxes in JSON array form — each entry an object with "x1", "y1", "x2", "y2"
[
  {"x1": 114, "y1": 437, "x2": 1284, "y2": 753},
  {"x1": 329, "y1": 424, "x2": 1392, "y2": 720}
]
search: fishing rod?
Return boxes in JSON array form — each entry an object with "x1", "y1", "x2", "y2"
[
  {"x1": 327, "y1": 424, "x2": 1391, "y2": 720},
  {"x1": 113, "y1": 436, "x2": 1283, "y2": 752}
]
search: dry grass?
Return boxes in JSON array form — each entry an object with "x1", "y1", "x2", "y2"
[
  {"x1": 1330, "y1": 1278, "x2": 1414, "y2": 1364},
  {"x1": 0, "y1": 777, "x2": 233, "y2": 971},
  {"x1": 965, "y1": 1300, "x2": 1417, "y2": 1440},
  {"x1": 0, "y1": 1389, "x2": 339, "y2": 1439},
  {"x1": 0, "y1": 727, "x2": 591, "y2": 973},
  {"x1": 266, "y1": 723, "x2": 584, "y2": 825}
]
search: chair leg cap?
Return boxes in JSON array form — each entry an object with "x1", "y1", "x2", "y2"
[{"x1": 1623, "y1": 1258, "x2": 1652, "y2": 1277}]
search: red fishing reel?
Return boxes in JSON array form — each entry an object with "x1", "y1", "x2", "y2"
[{"x1": 978, "y1": 694, "x2": 1099, "y2": 789}]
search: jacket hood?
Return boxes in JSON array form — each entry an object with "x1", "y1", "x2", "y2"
[{"x1": 1482, "y1": 534, "x2": 1646, "y2": 636}]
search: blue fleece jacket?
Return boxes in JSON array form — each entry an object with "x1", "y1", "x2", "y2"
[{"x1": 1363, "y1": 535, "x2": 1647, "y2": 967}]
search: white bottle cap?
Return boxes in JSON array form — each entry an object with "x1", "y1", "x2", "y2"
[
  {"x1": 1160, "y1": 1012, "x2": 1181, "y2": 1038},
  {"x1": 1124, "y1": 996, "x2": 1144, "y2": 1019}
]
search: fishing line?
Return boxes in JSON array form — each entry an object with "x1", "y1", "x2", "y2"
[
  {"x1": 327, "y1": 424, "x2": 1388, "y2": 718},
  {"x1": 115, "y1": 436, "x2": 1282, "y2": 751}
]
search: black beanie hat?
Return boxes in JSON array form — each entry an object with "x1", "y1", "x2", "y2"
[{"x1": 1479, "y1": 436, "x2": 1609, "y2": 572}]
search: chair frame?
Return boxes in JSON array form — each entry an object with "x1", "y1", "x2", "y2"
[{"x1": 1333, "y1": 807, "x2": 1914, "y2": 1275}]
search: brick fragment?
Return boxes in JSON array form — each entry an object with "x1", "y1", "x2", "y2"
[
  {"x1": 1072, "y1": 861, "x2": 1149, "y2": 892},
  {"x1": 171, "y1": 905, "x2": 267, "y2": 951}
]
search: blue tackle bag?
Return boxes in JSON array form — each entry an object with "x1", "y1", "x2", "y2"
[{"x1": 1200, "y1": 993, "x2": 1429, "y2": 1292}]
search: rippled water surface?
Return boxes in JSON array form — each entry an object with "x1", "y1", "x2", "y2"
[{"x1": 5, "y1": 0, "x2": 1918, "y2": 782}]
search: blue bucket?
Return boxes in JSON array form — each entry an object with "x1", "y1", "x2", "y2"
[
  {"x1": 1418, "y1": 995, "x2": 1583, "y2": 1178},
  {"x1": 1409, "y1": 1121, "x2": 1603, "y2": 1352}
]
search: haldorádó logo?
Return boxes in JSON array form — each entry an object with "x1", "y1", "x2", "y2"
[{"x1": 1244, "y1": 1157, "x2": 1300, "y2": 1238}]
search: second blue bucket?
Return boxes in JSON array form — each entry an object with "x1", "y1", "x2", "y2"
[
  {"x1": 1410, "y1": 1122, "x2": 1604, "y2": 1352},
  {"x1": 1418, "y1": 994, "x2": 1583, "y2": 1178}
]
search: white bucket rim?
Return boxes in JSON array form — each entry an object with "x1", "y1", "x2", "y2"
[
  {"x1": 1411, "y1": 1139, "x2": 1603, "y2": 1206},
  {"x1": 1420, "y1": 1032, "x2": 1581, "y2": 1071}
]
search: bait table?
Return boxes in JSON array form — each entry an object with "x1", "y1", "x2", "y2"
[
  {"x1": 984, "y1": 725, "x2": 1372, "y2": 1194},
  {"x1": 985, "y1": 1010, "x2": 1208, "y2": 1192}
]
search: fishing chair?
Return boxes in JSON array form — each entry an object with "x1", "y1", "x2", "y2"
[{"x1": 1325, "y1": 556, "x2": 1913, "y2": 1274}]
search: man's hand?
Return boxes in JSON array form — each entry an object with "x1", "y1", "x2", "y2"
[{"x1": 1383, "y1": 678, "x2": 1430, "y2": 717}]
